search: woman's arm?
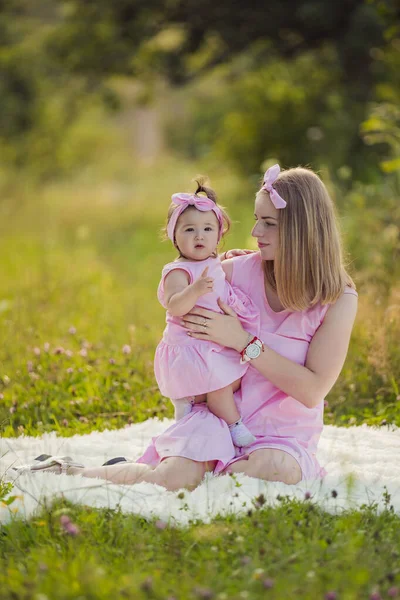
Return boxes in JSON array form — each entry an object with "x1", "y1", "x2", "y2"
[
  {"x1": 182, "y1": 293, "x2": 358, "y2": 408},
  {"x1": 164, "y1": 267, "x2": 214, "y2": 317}
]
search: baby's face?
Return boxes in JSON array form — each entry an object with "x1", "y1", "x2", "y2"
[{"x1": 174, "y1": 207, "x2": 220, "y2": 260}]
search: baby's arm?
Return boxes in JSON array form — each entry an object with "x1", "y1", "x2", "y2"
[{"x1": 164, "y1": 267, "x2": 214, "y2": 317}]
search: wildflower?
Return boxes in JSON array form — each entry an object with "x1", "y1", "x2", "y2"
[
  {"x1": 122, "y1": 344, "x2": 131, "y2": 355},
  {"x1": 369, "y1": 593, "x2": 382, "y2": 600},
  {"x1": 388, "y1": 588, "x2": 399, "y2": 598},
  {"x1": 140, "y1": 577, "x2": 153, "y2": 592},
  {"x1": 79, "y1": 416, "x2": 89, "y2": 424},
  {"x1": 0, "y1": 393, "x2": 3, "y2": 400},
  {"x1": 27, "y1": 361, "x2": 34, "y2": 373},
  {"x1": 65, "y1": 350, "x2": 73, "y2": 358},
  {"x1": 17, "y1": 425, "x2": 24, "y2": 433},
  {"x1": 60, "y1": 515, "x2": 80, "y2": 536},
  {"x1": 325, "y1": 592, "x2": 337, "y2": 600},
  {"x1": 9, "y1": 406, "x2": 16, "y2": 414},
  {"x1": 54, "y1": 347, "x2": 65, "y2": 355},
  {"x1": 109, "y1": 358, "x2": 116, "y2": 364},
  {"x1": 262, "y1": 578, "x2": 274, "y2": 589},
  {"x1": 324, "y1": 400, "x2": 329, "y2": 408},
  {"x1": 306, "y1": 570, "x2": 315, "y2": 579},
  {"x1": 68, "y1": 326, "x2": 76, "y2": 335},
  {"x1": 33, "y1": 347, "x2": 41, "y2": 356},
  {"x1": 254, "y1": 493, "x2": 266, "y2": 508},
  {"x1": 194, "y1": 587, "x2": 214, "y2": 599},
  {"x1": 3, "y1": 375, "x2": 10, "y2": 385},
  {"x1": 79, "y1": 348, "x2": 87, "y2": 357},
  {"x1": 155, "y1": 520, "x2": 167, "y2": 530},
  {"x1": 43, "y1": 342, "x2": 50, "y2": 352},
  {"x1": 62, "y1": 419, "x2": 69, "y2": 427},
  {"x1": 305, "y1": 491, "x2": 312, "y2": 500},
  {"x1": 252, "y1": 568, "x2": 265, "y2": 580},
  {"x1": 240, "y1": 556, "x2": 251, "y2": 566},
  {"x1": 66, "y1": 367, "x2": 74, "y2": 374}
]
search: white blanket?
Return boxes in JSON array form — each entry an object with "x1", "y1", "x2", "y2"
[{"x1": 1, "y1": 420, "x2": 400, "y2": 525}]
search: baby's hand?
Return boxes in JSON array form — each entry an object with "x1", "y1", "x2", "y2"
[
  {"x1": 224, "y1": 249, "x2": 255, "y2": 259},
  {"x1": 191, "y1": 266, "x2": 214, "y2": 297}
]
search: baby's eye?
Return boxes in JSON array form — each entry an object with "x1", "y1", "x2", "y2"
[
  {"x1": 185, "y1": 227, "x2": 194, "y2": 232},
  {"x1": 204, "y1": 227, "x2": 213, "y2": 231}
]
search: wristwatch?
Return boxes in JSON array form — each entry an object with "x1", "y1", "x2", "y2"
[{"x1": 240, "y1": 336, "x2": 264, "y2": 364}]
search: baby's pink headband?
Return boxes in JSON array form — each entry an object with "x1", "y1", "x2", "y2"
[
  {"x1": 167, "y1": 193, "x2": 224, "y2": 242},
  {"x1": 261, "y1": 164, "x2": 286, "y2": 209}
]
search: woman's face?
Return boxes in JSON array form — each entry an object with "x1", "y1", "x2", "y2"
[{"x1": 252, "y1": 192, "x2": 279, "y2": 261}]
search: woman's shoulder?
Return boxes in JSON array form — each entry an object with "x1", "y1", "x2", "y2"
[
  {"x1": 228, "y1": 251, "x2": 262, "y2": 283},
  {"x1": 342, "y1": 285, "x2": 358, "y2": 297}
]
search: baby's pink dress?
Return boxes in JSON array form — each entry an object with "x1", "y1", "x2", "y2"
[
  {"x1": 139, "y1": 252, "x2": 358, "y2": 481},
  {"x1": 154, "y1": 256, "x2": 260, "y2": 399}
]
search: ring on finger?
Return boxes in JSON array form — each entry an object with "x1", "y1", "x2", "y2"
[{"x1": 202, "y1": 318, "x2": 208, "y2": 328}]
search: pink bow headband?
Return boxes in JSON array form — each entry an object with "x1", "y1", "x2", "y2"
[
  {"x1": 261, "y1": 164, "x2": 286, "y2": 209},
  {"x1": 167, "y1": 193, "x2": 224, "y2": 242}
]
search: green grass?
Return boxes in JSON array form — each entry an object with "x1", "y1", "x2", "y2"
[
  {"x1": 1, "y1": 152, "x2": 400, "y2": 599},
  {"x1": 1, "y1": 498, "x2": 400, "y2": 599}
]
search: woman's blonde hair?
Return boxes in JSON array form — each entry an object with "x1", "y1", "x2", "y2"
[
  {"x1": 261, "y1": 167, "x2": 355, "y2": 311},
  {"x1": 163, "y1": 176, "x2": 231, "y2": 254}
]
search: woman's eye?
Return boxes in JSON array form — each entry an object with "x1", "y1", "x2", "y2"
[{"x1": 265, "y1": 222, "x2": 275, "y2": 227}]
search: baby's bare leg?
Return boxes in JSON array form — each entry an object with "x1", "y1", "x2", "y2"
[
  {"x1": 193, "y1": 380, "x2": 240, "y2": 407},
  {"x1": 207, "y1": 384, "x2": 240, "y2": 424},
  {"x1": 207, "y1": 380, "x2": 256, "y2": 448}
]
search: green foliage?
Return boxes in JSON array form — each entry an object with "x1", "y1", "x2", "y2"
[
  {"x1": 0, "y1": 149, "x2": 399, "y2": 436},
  {"x1": 1, "y1": 0, "x2": 399, "y2": 181},
  {"x1": 50, "y1": 0, "x2": 392, "y2": 87},
  {"x1": 1, "y1": 498, "x2": 400, "y2": 598},
  {"x1": 166, "y1": 47, "x2": 381, "y2": 178},
  {"x1": 0, "y1": 480, "x2": 14, "y2": 504}
]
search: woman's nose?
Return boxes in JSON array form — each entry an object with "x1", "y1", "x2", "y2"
[{"x1": 252, "y1": 222, "x2": 262, "y2": 237}]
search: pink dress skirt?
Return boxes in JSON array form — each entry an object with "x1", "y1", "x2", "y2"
[{"x1": 154, "y1": 256, "x2": 260, "y2": 399}]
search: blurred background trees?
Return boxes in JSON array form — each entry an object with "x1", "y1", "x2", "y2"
[
  {"x1": 1, "y1": 0, "x2": 399, "y2": 181},
  {"x1": 0, "y1": 0, "x2": 399, "y2": 429}
]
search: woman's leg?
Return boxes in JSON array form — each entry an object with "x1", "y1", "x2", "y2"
[
  {"x1": 223, "y1": 448, "x2": 302, "y2": 485},
  {"x1": 68, "y1": 457, "x2": 216, "y2": 491}
]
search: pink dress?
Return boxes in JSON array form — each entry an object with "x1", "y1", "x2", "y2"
[
  {"x1": 154, "y1": 256, "x2": 260, "y2": 399},
  {"x1": 139, "y1": 252, "x2": 358, "y2": 481}
]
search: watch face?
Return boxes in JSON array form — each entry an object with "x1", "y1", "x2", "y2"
[{"x1": 246, "y1": 343, "x2": 261, "y2": 359}]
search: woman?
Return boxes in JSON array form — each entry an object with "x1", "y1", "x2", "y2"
[{"x1": 19, "y1": 165, "x2": 358, "y2": 490}]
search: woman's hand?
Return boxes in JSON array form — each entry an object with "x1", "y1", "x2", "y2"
[
  {"x1": 220, "y1": 249, "x2": 256, "y2": 261},
  {"x1": 181, "y1": 298, "x2": 250, "y2": 352}
]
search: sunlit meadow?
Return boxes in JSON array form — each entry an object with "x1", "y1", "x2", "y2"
[{"x1": 1, "y1": 117, "x2": 400, "y2": 599}]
